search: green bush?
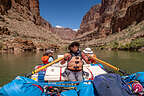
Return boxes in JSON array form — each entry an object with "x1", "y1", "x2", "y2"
[{"x1": 129, "y1": 38, "x2": 144, "y2": 48}]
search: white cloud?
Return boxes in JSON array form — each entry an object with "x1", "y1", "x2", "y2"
[
  {"x1": 73, "y1": 29, "x2": 78, "y2": 32},
  {"x1": 56, "y1": 25, "x2": 63, "y2": 28}
]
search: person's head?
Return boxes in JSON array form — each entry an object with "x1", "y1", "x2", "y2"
[
  {"x1": 68, "y1": 42, "x2": 80, "y2": 53},
  {"x1": 43, "y1": 50, "x2": 53, "y2": 56},
  {"x1": 48, "y1": 52, "x2": 53, "y2": 57},
  {"x1": 83, "y1": 48, "x2": 93, "y2": 55}
]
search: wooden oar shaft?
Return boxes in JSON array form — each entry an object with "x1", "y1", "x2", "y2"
[
  {"x1": 88, "y1": 55, "x2": 119, "y2": 71},
  {"x1": 89, "y1": 55, "x2": 128, "y2": 75},
  {"x1": 94, "y1": 57, "x2": 119, "y2": 71},
  {"x1": 32, "y1": 57, "x2": 64, "y2": 74}
]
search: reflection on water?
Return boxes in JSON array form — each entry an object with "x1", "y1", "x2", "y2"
[
  {"x1": 0, "y1": 50, "x2": 144, "y2": 86},
  {"x1": 0, "y1": 52, "x2": 43, "y2": 86}
]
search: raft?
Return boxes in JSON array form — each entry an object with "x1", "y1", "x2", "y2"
[{"x1": 1, "y1": 55, "x2": 144, "y2": 96}]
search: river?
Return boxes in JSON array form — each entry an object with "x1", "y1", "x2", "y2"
[{"x1": 0, "y1": 50, "x2": 144, "y2": 86}]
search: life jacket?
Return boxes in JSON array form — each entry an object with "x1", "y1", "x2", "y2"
[
  {"x1": 41, "y1": 56, "x2": 49, "y2": 64},
  {"x1": 67, "y1": 51, "x2": 83, "y2": 71}
]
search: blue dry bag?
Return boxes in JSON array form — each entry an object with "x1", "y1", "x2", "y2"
[
  {"x1": 0, "y1": 76, "x2": 45, "y2": 96},
  {"x1": 93, "y1": 73, "x2": 134, "y2": 96}
]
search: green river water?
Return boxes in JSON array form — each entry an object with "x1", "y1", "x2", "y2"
[{"x1": 0, "y1": 50, "x2": 144, "y2": 86}]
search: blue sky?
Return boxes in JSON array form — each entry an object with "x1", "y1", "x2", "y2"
[{"x1": 39, "y1": 0, "x2": 101, "y2": 30}]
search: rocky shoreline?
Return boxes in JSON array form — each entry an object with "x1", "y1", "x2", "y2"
[{"x1": 0, "y1": 37, "x2": 60, "y2": 54}]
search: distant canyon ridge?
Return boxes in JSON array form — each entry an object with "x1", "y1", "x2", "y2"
[{"x1": 0, "y1": 0, "x2": 144, "y2": 53}]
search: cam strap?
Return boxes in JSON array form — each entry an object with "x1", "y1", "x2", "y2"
[
  {"x1": 32, "y1": 84, "x2": 44, "y2": 93},
  {"x1": 87, "y1": 67, "x2": 94, "y2": 80},
  {"x1": 60, "y1": 67, "x2": 62, "y2": 81}
]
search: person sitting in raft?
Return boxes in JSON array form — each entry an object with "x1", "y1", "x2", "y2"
[
  {"x1": 34, "y1": 50, "x2": 54, "y2": 82},
  {"x1": 83, "y1": 48, "x2": 103, "y2": 68},
  {"x1": 60, "y1": 42, "x2": 91, "y2": 81},
  {"x1": 35, "y1": 50, "x2": 54, "y2": 71},
  {"x1": 83, "y1": 48, "x2": 97, "y2": 64},
  {"x1": 41, "y1": 50, "x2": 54, "y2": 65}
]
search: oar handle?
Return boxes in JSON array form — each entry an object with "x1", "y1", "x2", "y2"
[{"x1": 26, "y1": 57, "x2": 64, "y2": 77}]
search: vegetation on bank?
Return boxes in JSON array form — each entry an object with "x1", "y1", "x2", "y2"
[
  {"x1": 101, "y1": 37, "x2": 144, "y2": 50},
  {"x1": 85, "y1": 21, "x2": 144, "y2": 51}
]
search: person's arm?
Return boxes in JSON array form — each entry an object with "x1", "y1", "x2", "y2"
[
  {"x1": 60, "y1": 53, "x2": 70, "y2": 65},
  {"x1": 91, "y1": 54, "x2": 97, "y2": 64},
  {"x1": 61, "y1": 58, "x2": 67, "y2": 65},
  {"x1": 81, "y1": 52, "x2": 91, "y2": 64}
]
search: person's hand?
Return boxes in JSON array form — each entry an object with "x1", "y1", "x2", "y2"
[
  {"x1": 64, "y1": 53, "x2": 70, "y2": 57},
  {"x1": 64, "y1": 53, "x2": 70, "y2": 60}
]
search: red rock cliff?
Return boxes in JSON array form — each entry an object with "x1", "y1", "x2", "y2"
[
  {"x1": 78, "y1": 4, "x2": 101, "y2": 35},
  {"x1": 52, "y1": 27, "x2": 77, "y2": 40},
  {"x1": 0, "y1": 0, "x2": 62, "y2": 53},
  {"x1": 0, "y1": 0, "x2": 51, "y2": 30},
  {"x1": 77, "y1": 0, "x2": 144, "y2": 40}
]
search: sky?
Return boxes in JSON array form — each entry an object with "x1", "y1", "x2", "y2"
[{"x1": 39, "y1": 0, "x2": 101, "y2": 30}]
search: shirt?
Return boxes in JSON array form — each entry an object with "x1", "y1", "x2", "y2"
[{"x1": 48, "y1": 57, "x2": 54, "y2": 63}]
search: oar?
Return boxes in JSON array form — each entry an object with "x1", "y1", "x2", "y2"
[
  {"x1": 26, "y1": 57, "x2": 64, "y2": 77},
  {"x1": 87, "y1": 54, "x2": 128, "y2": 75}
]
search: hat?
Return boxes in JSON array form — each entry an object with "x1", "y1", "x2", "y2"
[
  {"x1": 83, "y1": 48, "x2": 93, "y2": 54},
  {"x1": 45, "y1": 50, "x2": 54, "y2": 54}
]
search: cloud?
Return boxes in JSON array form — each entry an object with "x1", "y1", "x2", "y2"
[
  {"x1": 73, "y1": 29, "x2": 78, "y2": 32},
  {"x1": 56, "y1": 25, "x2": 63, "y2": 28}
]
